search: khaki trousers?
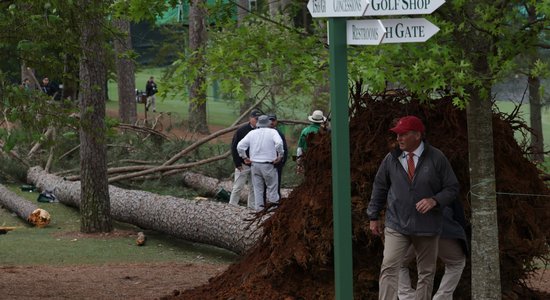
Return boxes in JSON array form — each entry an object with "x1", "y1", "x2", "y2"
[
  {"x1": 228, "y1": 165, "x2": 255, "y2": 209},
  {"x1": 379, "y1": 227, "x2": 439, "y2": 300},
  {"x1": 398, "y1": 239, "x2": 465, "y2": 300}
]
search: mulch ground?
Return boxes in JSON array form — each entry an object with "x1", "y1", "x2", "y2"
[{"x1": 0, "y1": 262, "x2": 228, "y2": 299}]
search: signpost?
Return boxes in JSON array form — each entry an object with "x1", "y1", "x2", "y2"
[
  {"x1": 307, "y1": 0, "x2": 370, "y2": 18},
  {"x1": 363, "y1": 0, "x2": 445, "y2": 16},
  {"x1": 347, "y1": 18, "x2": 439, "y2": 44},
  {"x1": 306, "y1": 1, "x2": 444, "y2": 299}
]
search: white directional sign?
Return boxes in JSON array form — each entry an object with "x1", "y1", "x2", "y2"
[
  {"x1": 347, "y1": 18, "x2": 439, "y2": 44},
  {"x1": 363, "y1": 0, "x2": 445, "y2": 16},
  {"x1": 347, "y1": 20, "x2": 386, "y2": 45},
  {"x1": 379, "y1": 18, "x2": 439, "y2": 43},
  {"x1": 307, "y1": 0, "x2": 370, "y2": 18}
]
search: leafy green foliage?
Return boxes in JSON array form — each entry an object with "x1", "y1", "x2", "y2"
[
  {"x1": 163, "y1": 14, "x2": 327, "y2": 112},
  {"x1": 0, "y1": 72, "x2": 80, "y2": 152}
]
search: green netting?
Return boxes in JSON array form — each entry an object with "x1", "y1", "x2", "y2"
[
  {"x1": 155, "y1": 1, "x2": 235, "y2": 26},
  {"x1": 156, "y1": 5, "x2": 184, "y2": 25}
]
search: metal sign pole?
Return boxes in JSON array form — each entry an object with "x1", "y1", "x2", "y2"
[{"x1": 328, "y1": 17, "x2": 353, "y2": 300}]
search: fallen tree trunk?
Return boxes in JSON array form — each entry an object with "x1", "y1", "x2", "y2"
[
  {"x1": 0, "y1": 185, "x2": 51, "y2": 227},
  {"x1": 181, "y1": 171, "x2": 293, "y2": 201},
  {"x1": 27, "y1": 166, "x2": 260, "y2": 254}
]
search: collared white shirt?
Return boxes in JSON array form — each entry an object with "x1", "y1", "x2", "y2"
[
  {"x1": 400, "y1": 141, "x2": 425, "y2": 172},
  {"x1": 237, "y1": 127, "x2": 284, "y2": 162}
]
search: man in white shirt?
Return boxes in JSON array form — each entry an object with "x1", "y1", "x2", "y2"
[{"x1": 237, "y1": 115, "x2": 284, "y2": 211}]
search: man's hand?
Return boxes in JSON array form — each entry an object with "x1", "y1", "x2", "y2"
[
  {"x1": 369, "y1": 220, "x2": 382, "y2": 236},
  {"x1": 272, "y1": 156, "x2": 282, "y2": 165},
  {"x1": 295, "y1": 157, "x2": 304, "y2": 174},
  {"x1": 416, "y1": 198, "x2": 438, "y2": 214},
  {"x1": 243, "y1": 158, "x2": 251, "y2": 165}
]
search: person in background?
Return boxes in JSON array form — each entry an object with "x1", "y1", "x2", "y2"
[
  {"x1": 267, "y1": 113, "x2": 288, "y2": 198},
  {"x1": 398, "y1": 199, "x2": 468, "y2": 300},
  {"x1": 237, "y1": 115, "x2": 284, "y2": 211},
  {"x1": 367, "y1": 115, "x2": 460, "y2": 300},
  {"x1": 145, "y1": 76, "x2": 158, "y2": 112},
  {"x1": 228, "y1": 109, "x2": 262, "y2": 209},
  {"x1": 296, "y1": 109, "x2": 327, "y2": 173},
  {"x1": 21, "y1": 78, "x2": 31, "y2": 91},
  {"x1": 41, "y1": 77, "x2": 57, "y2": 98}
]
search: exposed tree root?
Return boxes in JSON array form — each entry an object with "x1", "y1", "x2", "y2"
[{"x1": 167, "y1": 90, "x2": 549, "y2": 300}]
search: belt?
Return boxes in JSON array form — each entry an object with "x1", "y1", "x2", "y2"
[{"x1": 253, "y1": 161, "x2": 273, "y2": 164}]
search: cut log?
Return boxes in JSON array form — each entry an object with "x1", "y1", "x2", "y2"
[
  {"x1": 181, "y1": 171, "x2": 293, "y2": 202},
  {"x1": 0, "y1": 184, "x2": 51, "y2": 227},
  {"x1": 0, "y1": 226, "x2": 17, "y2": 234},
  {"x1": 136, "y1": 232, "x2": 146, "y2": 246},
  {"x1": 27, "y1": 166, "x2": 260, "y2": 255}
]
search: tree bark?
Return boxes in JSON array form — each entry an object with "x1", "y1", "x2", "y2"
[
  {"x1": 528, "y1": 73, "x2": 544, "y2": 162},
  {"x1": 466, "y1": 80, "x2": 502, "y2": 299},
  {"x1": 113, "y1": 18, "x2": 137, "y2": 124},
  {"x1": 188, "y1": 0, "x2": 209, "y2": 134},
  {"x1": 78, "y1": 0, "x2": 112, "y2": 233},
  {"x1": 457, "y1": 3, "x2": 502, "y2": 297},
  {"x1": 181, "y1": 171, "x2": 293, "y2": 201},
  {"x1": 312, "y1": 21, "x2": 329, "y2": 113},
  {"x1": 27, "y1": 167, "x2": 260, "y2": 255},
  {"x1": 0, "y1": 185, "x2": 50, "y2": 227},
  {"x1": 526, "y1": 6, "x2": 545, "y2": 163}
]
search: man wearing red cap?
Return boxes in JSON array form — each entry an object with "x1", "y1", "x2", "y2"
[{"x1": 367, "y1": 115, "x2": 459, "y2": 300}]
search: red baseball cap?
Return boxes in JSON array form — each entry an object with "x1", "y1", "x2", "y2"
[{"x1": 390, "y1": 116, "x2": 425, "y2": 134}]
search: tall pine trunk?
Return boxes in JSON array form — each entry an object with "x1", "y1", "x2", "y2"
[
  {"x1": 188, "y1": 0, "x2": 209, "y2": 134},
  {"x1": 237, "y1": 3, "x2": 253, "y2": 116},
  {"x1": 237, "y1": 0, "x2": 254, "y2": 115},
  {"x1": 78, "y1": 0, "x2": 112, "y2": 233},
  {"x1": 527, "y1": 6, "x2": 545, "y2": 163},
  {"x1": 113, "y1": 18, "x2": 137, "y2": 124}
]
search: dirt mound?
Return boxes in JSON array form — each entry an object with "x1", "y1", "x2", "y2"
[{"x1": 163, "y1": 89, "x2": 550, "y2": 299}]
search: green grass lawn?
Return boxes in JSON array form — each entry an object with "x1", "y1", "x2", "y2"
[
  {"x1": 107, "y1": 67, "x2": 239, "y2": 127},
  {"x1": 0, "y1": 186, "x2": 236, "y2": 266},
  {"x1": 106, "y1": 68, "x2": 549, "y2": 166},
  {"x1": 496, "y1": 100, "x2": 550, "y2": 166}
]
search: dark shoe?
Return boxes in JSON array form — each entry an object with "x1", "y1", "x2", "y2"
[{"x1": 264, "y1": 201, "x2": 279, "y2": 212}]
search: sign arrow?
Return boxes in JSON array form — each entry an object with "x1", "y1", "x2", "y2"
[
  {"x1": 379, "y1": 18, "x2": 440, "y2": 43},
  {"x1": 307, "y1": 0, "x2": 370, "y2": 18},
  {"x1": 347, "y1": 19, "x2": 386, "y2": 45},
  {"x1": 363, "y1": 0, "x2": 445, "y2": 16}
]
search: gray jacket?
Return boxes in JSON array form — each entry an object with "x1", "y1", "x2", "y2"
[
  {"x1": 367, "y1": 143, "x2": 459, "y2": 236},
  {"x1": 442, "y1": 199, "x2": 469, "y2": 255}
]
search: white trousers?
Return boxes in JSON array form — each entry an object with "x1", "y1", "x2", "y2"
[
  {"x1": 147, "y1": 95, "x2": 156, "y2": 111},
  {"x1": 228, "y1": 165, "x2": 255, "y2": 209},
  {"x1": 250, "y1": 163, "x2": 279, "y2": 211}
]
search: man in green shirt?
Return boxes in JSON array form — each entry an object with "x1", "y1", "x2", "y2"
[{"x1": 296, "y1": 110, "x2": 327, "y2": 173}]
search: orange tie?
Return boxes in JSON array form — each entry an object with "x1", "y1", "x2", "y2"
[{"x1": 407, "y1": 152, "x2": 415, "y2": 181}]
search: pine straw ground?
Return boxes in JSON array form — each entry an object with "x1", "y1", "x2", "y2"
[{"x1": 163, "y1": 88, "x2": 550, "y2": 300}]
